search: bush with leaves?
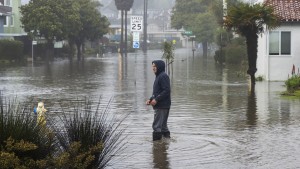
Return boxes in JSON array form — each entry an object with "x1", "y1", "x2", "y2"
[
  {"x1": 0, "y1": 93, "x2": 128, "y2": 169},
  {"x1": 0, "y1": 39, "x2": 24, "y2": 62},
  {"x1": 285, "y1": 75, "x2": 300, "y2": 93}
]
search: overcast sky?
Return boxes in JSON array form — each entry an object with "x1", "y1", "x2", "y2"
[{"x1": 21, "y1": 0, "x2": 29, "y2": 5}]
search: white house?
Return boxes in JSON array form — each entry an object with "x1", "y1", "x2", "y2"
[{"x1": 257, "y1": 0, "x2": 300, "y2": 81}]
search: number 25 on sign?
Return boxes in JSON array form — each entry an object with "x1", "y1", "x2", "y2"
[{"x1": 131, "y1": 16, "x2": 143, "y2": 32}]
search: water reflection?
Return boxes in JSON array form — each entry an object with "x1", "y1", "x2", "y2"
[
  {"x1": 2, "y1": 49, "x2": 300, "y2": 168},
  {"x1": 152, "y1": 140, "x2": 170, "y2": 169},
  {"x1": 247, "y1": 87, "x2": 257, "y2": 127}
]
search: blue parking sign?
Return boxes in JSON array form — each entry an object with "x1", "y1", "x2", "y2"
[{"x1": 133, "y1": 41, "x2": 140, "y2": 48}]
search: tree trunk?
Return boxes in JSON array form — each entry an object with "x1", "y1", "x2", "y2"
[
  {"x1": 45, "y1": 41, "x2": 54, "y2": 62},
  {"x1": 121, "y1": 10, "x2": 124, "y2": 55},
  {"x1": 202, "y1": 41, "x2": 208, "y2": 57},
  {"x1": 76, "y1": 42, "x2": 82, "y2": 61},
  {"x1": 82, "y1": 43, "x2": 85, "y2": 60},
  {"x1": 68, "y1": 40, "x2": 75, "y2": 60},
  {"x1": 246, "y1": 32, "x2": 258, "y2": 85}
]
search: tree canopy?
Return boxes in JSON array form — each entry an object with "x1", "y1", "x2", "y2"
[
  {"x1": 224, "y1": 2, "x2": 279, "y2": 37},
  {"x1": 20, "y1": 0, "x2": 80, "y2": 43},
  {"x1": 171, "y1": 0, "x2": 218, "y2": 56},
  {"x1": 20, "y1": 0, "x2": 110, "y2": 60}
]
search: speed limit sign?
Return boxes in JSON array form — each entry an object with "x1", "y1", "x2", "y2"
[{"x1": 131, "y1": 16, "x2": 143, "y2": 32}]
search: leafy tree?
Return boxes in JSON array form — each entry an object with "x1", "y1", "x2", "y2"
[
  {"x1": 162, "y1": 41, "x2": 175, "y2": 75},
  {"x1": 191, "y1": 12, "x2": 218, "y2": 56},
  {"x1": 224, "y1": 2, "x2": 280, "y2": 86},
  {"x1": 211, "y1": 0, "x2": 240, "y2": 26},
  {"x1": 20, "y1": 0, "x2": 80, "y2": 60},
  {"x1": 20, "y1": 0, "x2": 109, "y2": 61},
  {"x1": 71, "y1": 0, "x2": 110, "y2": 60},
  {"x1": 171, "y1": 0, "x2": 218, "y2": 56}
]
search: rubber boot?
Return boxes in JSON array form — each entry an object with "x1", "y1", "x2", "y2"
[
  {"x1": 162, "y1": 131, "x2": 170, "y2": 138},
  {"x1": 152, "y1": 132, "x2": 162, "y2": 141}
]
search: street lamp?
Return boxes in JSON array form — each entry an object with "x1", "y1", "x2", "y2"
[{"x1": 143, "y1": 0, "x2": 148, "y2": 53}]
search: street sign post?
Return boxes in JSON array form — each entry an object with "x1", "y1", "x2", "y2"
[
  {"x1": 182, "y1": 31, "x2": 193, "y2": 36},
  {"x1": 32, "y1": 41, "x2": 37, "y2": 66},
  {"x1": 132, "y1": 32, "x2": 140, "y2": 41},
  {"x1": 133, "y1": 41, "x2": 140, "y2": 48},
  {"x1": 131, "y1": 16, "x2": 143, "y2": 32}
]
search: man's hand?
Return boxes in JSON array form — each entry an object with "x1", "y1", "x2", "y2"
[
  {"x1": 146, "y1": 100, "x2": 151, "y2": 105},
  {"x1": 146, "y1": 99, "x2": 157, "y2": 106},
  {"x1": 150, "y1": 99, "x2": 157, "y2": 106}
]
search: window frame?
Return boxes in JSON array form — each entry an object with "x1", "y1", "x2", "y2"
[
  {"x1": 4, "y1": 0, "x2": 11, "y2": 6},
  {"x1": 3, "y1": 16, "x2": 8, "y2": 27},
  {"x1": 269, "y1": 30, "x2": 291, "y2": 56}
]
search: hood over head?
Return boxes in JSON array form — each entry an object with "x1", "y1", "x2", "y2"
[{"x1": 152, "y1": 60, "x2": 165, "y2": 75}]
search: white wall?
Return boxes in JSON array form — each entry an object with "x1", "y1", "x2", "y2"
[
  {"x1": 257, "y1": 24, "x2": 300, "y2": 81},
  {"x1": 257, "y1": 26, "x2": 268, "y2": 80}
]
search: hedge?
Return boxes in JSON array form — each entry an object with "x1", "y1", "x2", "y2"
[{"x1": 0, "y1": 39, "x2": 24, "y2": 62}]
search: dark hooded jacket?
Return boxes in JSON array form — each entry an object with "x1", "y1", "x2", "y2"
[{"x1": 150, "y1": 60, "x2": 171, "y2": 109}]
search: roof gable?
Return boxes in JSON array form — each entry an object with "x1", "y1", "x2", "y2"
[{"x1": 265, "y1": 0, "x2": 300, "y2": 22}]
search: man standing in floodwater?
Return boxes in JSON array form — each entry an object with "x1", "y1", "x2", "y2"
[{"x1": 146, "y1": 60, "x2": 171, "y2": 141}]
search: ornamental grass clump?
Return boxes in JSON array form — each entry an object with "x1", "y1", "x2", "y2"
[
  {"x1": 0, "y1": 93, "x2": 56, "y2": 169},
  {"x1": 0, "y1": 92, "x2": 128, "y2": 168},
  {"x1": 52, "y1": 98, "x2": 128, "y2": 169}
]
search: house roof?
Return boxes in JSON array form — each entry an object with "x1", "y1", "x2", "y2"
[{"x1": 265, "y1": 0, "x2": 300, "y2": 22}]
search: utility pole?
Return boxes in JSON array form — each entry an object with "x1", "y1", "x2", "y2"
[
  {"x1": 143, "y1": 0, "x2": 148, "y2": 53},
  {"x1": 223, "y1": 0, "x2": 227, "y2": 23}
]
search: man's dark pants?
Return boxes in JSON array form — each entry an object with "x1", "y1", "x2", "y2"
[{"x1": 152, "y1": 109, "x2": 170, "y2": 141}]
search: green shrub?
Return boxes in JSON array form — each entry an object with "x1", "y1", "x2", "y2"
[
  {"x1": 225, "y1": 43, "x2": 247, "y2": 65},
  {"x1": 0, "y1": 39, "x2": 24, "y2": 62},
  {"x1": 285, "y1": 75, "x2": 300, "y2": 92},
  {"x1": 0, "y1": 137, "x2": 49, "y2": 169},
  {"x1": 256, "y1": 75, "x2": 264, "y2": 81},
  {"x1": 0, "y1": 94, "x2": 56, "y2": 168},
  {"x1": 0, "y1": 93, "x2": 127, "y2": 169},
  {"x1": 214, "y1": 36, "x2": 247, "y2": 65}
]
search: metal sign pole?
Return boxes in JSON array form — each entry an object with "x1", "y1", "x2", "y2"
[
  {"x1": 32, "y1": 41, "x2": 37, "y2": 66},
  {"x1": 32, "y1": 41, "x2": 33, "y2": 66}
]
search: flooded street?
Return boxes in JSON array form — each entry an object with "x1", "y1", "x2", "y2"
[{"x1": 1, "y1": 49, "x2": 300, "y2": 169}]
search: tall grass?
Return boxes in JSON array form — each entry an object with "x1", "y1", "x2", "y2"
[
  {"x1": 50, "y1": 98, "x2": 128, "y2": 168},
  {"x1": 0, "y1": 93, "x2": 128, "y2": 168}
]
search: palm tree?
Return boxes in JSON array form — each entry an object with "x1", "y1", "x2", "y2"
[
  {"x1": 224, "y1": 2, "x2": 280, "y2": 86},
  {"x1": 115, "y1": 0, "x2": 134, "y2": 56}
]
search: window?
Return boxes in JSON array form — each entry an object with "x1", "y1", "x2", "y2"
[
  {"x1": 3, "y1": 16, "x2": 8, "y2": 27},
  {"x1": 269, "y1": 31, "x2": 291, "y2": 55},
  {"x1": 4, "y1": 0, "x2": 11, "y2": 6}
]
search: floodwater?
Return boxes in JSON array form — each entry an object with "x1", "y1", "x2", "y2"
[{"x1": 1, "y1": 49, "x2": 300, "y2": 169}]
